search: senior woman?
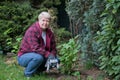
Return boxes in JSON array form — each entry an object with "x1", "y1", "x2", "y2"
[{"x1": 17, "y1": 11, "x2": 58, "y2": 77}]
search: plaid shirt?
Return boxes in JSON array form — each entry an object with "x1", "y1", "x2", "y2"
[{"x1": 18, "y1": 22, "x2": 57, "y2": 58}]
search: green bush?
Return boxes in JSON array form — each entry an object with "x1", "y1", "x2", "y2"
[
  {"x1": 55, "y1": 28, "x2": 71, "y2": 44},
  {"x1": 65, "y1": 0, "x2": 120, "y2": 79},
  {"x1": 65, "y1": 0, "x2": 106, "y2": 67},
  {"x1": 0, "y1": 1, "x2": 45, "y2": 53},
  {"x1": 97, "y1": 0, "x2": 120, "y2": 79},
  {"x1": 58, "y1": 36, "x2": 80, "y2": 74}
]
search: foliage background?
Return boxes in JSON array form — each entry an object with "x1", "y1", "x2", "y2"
[
  {"x1": 0, "y1": 0, "x2": 70, "y2": 54},
  {"x1": 0, "y1": 1, "x2": 41, "y2": 53},
  {"x1": 65, "y1": 0, "x2": 120, "y2": 79},
  {"x1": 1, "y1": 0, "x2": 120, "y2": 79}
]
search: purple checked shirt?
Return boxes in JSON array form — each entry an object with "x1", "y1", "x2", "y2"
[{"x1": 18, "y1": 22, "x2": 57, "y2": 58}]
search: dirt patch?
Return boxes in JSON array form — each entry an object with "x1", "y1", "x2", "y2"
[
  {"x1": 4, "y1": 52, "x2": 17, "y2": 64},
  {"x1": 45, "y1": 67, "x2": 110, "y2": 80},
  {"x1": 45, "y1": 71, "x2": 78, "y2": 80}
]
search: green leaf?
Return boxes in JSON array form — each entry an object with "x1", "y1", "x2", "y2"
[
  {"x1": 117, "y1": 39, "x2": 120, "y2": 45},
  {"x1": 112, "y1": 56, "x2": 118, "y2": 62}
]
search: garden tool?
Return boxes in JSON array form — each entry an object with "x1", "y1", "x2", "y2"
[{"x1": 45, "y1": 58, "x2": 59, "y2": 72}]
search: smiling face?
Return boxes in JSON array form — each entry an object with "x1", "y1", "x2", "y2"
[
  {"x1": 38, "y1": 12, "x2": 51, "y2": 30},
  {"x1": 39, "y1": 17, "x2": 50, "y2": 30}
]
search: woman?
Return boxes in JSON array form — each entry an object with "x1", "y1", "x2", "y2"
[{"x1": 17, "y1": 11, "x2": 58, "y2": 77}]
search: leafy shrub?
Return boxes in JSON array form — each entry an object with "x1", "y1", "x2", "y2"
[
  {"x1": 0, "y1": 1, "x2": 45, "y2": 53},
  {"x1": 58, "y1": 36, "x2": 80, "y2": 74},
  {"x1": 29, "y1": 0, "x2": 61, "y2": 8},
  {"x1": 97, "y1": 0, "x2": 120, "y2": 79},
  {"x1": 65, "y1": 0, "x2": 106, "y2": 67},
  {"x1": 55, "y1": 28, "x2": 71, "y2": 44},
  {"x1": 65, "y1": 0, "x2": 120, "y2": 79}
]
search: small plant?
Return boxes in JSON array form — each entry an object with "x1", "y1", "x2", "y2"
[
  {"x1": 87, "y1": 76, "x2": 93, "y2": 80},
  {"x1": 58, "y1": 35, "x2": 80, "y2": 74},
  {"x1": 11, "y1": 37, "x2": 22, "y2": 53},
  {"x1": 55, "y1": 28, "x2": 71, "y2": 44}
]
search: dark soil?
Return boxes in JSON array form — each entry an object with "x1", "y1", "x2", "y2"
[{"x1": 45, "y1": 67, "x2": 110, "y2": 80}]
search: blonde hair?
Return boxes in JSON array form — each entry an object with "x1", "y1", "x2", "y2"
[{"x1": 38, "y1": 11, "x2": 51, "y2": 20}]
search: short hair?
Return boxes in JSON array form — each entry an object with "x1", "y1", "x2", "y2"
[{"x1": 38, "y1": 11, "x2": 51, "y2": 20}]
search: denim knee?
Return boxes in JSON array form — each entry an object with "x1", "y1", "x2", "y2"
[
  {"x1": 17, "y1": 53, "x2": 44, "y2": 67},
  {"x1": 32, "y1": 55, "x2": 44, "y2": 64}
]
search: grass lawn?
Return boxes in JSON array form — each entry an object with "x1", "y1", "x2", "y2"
[
  {"x1": 0, "y1": 54, "x2": 110, "y2": 80},
  {"x1": 0, "y1": 55, "x2": 55, "y2": 80}
]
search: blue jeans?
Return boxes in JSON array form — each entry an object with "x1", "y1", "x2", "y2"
[{"x1": 18, "y1": 52, "x2": 46, "y2": 77}]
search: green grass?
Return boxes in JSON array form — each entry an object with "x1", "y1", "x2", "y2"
[
  {"x1": 0, "y1": 55, "x2": 109, "y2": 80},
  {"x1": 0, "y1": 55, "x2": 55, "y2": 80}
]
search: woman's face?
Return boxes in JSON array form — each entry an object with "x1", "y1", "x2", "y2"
[{"x1": 39, "y1": 17, "x2": 50, "y2": 30}]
